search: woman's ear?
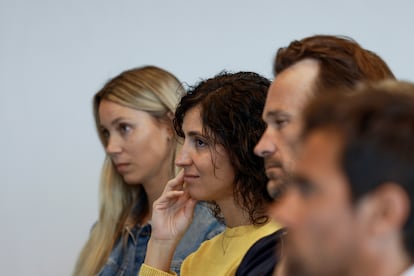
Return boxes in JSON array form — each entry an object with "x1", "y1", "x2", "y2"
[
  {"x1": 163, "y1": 111, "x2": 175, "y2": 141},
  {"x1": 166, "y1": 111, "x2": 174, "y2": 121}
]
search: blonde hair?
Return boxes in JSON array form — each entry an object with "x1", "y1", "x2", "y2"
[{"x1": 73, "y1": 66, "x2": 184, "y2": 276}]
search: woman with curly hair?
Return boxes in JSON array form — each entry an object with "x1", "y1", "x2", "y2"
[{"x1": 139, "y1": 71, "x2": 282, "y2": 276}]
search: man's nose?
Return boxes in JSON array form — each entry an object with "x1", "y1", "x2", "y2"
[{"x1": 254, "y1": 127, "x2": 277, "y2": 158}]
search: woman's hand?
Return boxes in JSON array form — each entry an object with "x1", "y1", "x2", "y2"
[
  {"x1": 143, "y1": 170, "x2": 197, "y2": 272},
  {"x1": 151, "y1": 170, "x2": 197, "y2": 241}
]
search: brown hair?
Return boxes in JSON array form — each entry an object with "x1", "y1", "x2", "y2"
[
  {"x1": 301, "y1": 80, "x2": 414, "y2": 258},
  {"x1": 174, "y1": 71, "x2": 272, "y2": 225},
  {"x1": 274, "y1": 35, "x2": 395, "y2": 92}
]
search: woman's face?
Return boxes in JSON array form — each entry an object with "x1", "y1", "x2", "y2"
[
  {"x1": 175, "y1": 106, "x2": 235, "y2": 202},
  {"x1": 98, "y1": 99, "x2": 173, "y2": 186}
]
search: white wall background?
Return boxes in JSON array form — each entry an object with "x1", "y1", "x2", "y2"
[{"x1": 1, "y1": 0, "x2": 413, "y2": 275}]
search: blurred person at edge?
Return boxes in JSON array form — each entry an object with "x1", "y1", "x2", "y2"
[{"x1": 275, "y1": 81, "x2": 414, "y2": 275}]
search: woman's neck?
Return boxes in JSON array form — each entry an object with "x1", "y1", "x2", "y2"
[
  {"x1": 142, "y1": 169, "x2": 174, "y2": 218},
  {"x1": 216, "y1": 197, "x2": 250, "y2": 228}
]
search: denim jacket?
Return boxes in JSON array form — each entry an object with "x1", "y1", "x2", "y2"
[{"x1": 98, "y1": 202, "x2": 224, "y2": 276}]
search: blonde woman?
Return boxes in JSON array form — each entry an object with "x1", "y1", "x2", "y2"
[{"x1": 73, "y1": 66, "x2": 223, "y2": 276}]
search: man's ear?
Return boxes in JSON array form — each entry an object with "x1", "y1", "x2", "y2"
[{"x1": 364, "y1": 182, "x2": 410, "y2": 236}]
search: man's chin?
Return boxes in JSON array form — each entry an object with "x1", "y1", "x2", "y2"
[{"x1": 267, "y1": 179, "x2": 287, "y2": 199}]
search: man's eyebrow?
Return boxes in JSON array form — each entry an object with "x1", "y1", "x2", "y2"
[{"x1": 264, "y1": 110, "x2": 291, "y2": 119}]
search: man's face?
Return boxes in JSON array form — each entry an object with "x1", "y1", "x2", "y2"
[
  {"x1": 254, "y1": 59, "x2": 319, "y2": 198},
  {"x1": 275, "y1": 129, "x2": 370, "y2": 276}
]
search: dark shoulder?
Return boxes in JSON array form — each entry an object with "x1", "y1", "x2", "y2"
[{"x1": 236, "y1": 227, "x2": 287, "y2": 276}]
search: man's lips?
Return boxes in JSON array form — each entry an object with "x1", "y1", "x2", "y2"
[
  {"x1": 265, "y1": 161, "x2": 283, "y2": 170},
  {"x1": 265, "y1": 161, "x2": 284, "y2": 179}
]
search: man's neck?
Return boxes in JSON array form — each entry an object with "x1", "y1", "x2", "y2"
[{"x1": 350, "y1": 244, "x2": 412, "y2": 276}]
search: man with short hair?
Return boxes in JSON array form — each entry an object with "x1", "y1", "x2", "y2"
[
  {"x1": 237, "y1": 35, "x2": 395, "y2": 276},
  {"x1": 255, "y1": 35, "x2": 395, "y2": 200},
  {"x1": 280, "y1": 81, "x2": 414, "y2": 275}
]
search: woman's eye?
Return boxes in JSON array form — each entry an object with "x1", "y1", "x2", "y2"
[
  {"x1": 195, "y1": 138, "x2": 207, "y2": 148},
  {"x1": 101, "y1": 129, "x2": 110, "y2": 139},
  {"x1": 119, "y1": 123, "x2": 131, "y2": 134}
]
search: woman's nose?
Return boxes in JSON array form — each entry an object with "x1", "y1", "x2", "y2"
[
  {"x1": 105, "y1": 135, "x2": 122, "y2": 155},
  {"x1": 175, "y1": 147, "x2": 192, "y2": 167}
]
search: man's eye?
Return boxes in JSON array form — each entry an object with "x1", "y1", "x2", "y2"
[
  {"x1": 297, "y1": 181, "x2": 315, "y2": 197},
  {"x1": 275, "y1": 120, "x2": 288, "y2": 129},
  {"x1": 292, "y1": 176, "x2": 316, "y2": 197}
]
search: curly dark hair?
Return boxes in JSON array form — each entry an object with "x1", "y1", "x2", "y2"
[
  {"x1": 174, "y1": 71, "x2": 272, "y2": 225},
  {"x1": 274, "y1": 35, "x2": 395, "y2": 92}
]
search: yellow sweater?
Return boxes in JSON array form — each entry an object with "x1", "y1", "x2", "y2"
[{"x1": 139, "y1": 221, "x2": 280, "y2": 276}]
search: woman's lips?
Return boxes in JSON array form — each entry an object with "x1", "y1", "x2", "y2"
[
  {"x1": 183, "y1": 174, "x2": 199, "y2": 183},
  {"x1": 115, "y1": 163, "x2": 130, "y2": 173}
]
